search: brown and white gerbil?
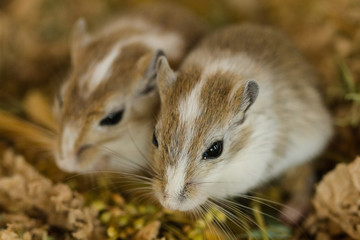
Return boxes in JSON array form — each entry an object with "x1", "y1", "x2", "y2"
[
  {"x1": 53, "y1": 4, "x2": 207, "y2": 173},
  {"x1": 151, "y1": 23, "x2": 333, "y2": 213}
]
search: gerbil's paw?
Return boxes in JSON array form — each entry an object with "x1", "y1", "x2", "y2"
[
  {"x1": 279, "y1": 198, "x2": 310, "y2": 226},
  {"x1": 278, "y1": 162, "x2": 314, "y2": 225}
]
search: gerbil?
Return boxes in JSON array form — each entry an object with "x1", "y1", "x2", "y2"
[
  {"x1": 53, "y1": 4, "x2": 207, "y2": 173},
  {"x1": 151, "y1": 23, "x2": 333, "y2": 212}
]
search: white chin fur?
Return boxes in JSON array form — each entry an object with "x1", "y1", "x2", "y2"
[
  {"x1": 160, "y1": 197, "x2": 208, "y2": 212},
  {"x1": 56, "y1": 126, "x2": 151, "y2": 173},
  {"x1": 156, "y1": 191, "x2": 209, "y2": 212},
  {"x1": 55, "y1": 157, "x2": 81, "y2": 173},
  {"x1": 55, "y1": 151, "x2": 105, "y2": 173}
]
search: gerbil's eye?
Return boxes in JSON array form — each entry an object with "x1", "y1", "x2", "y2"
[
  {"x1": 152, "y1": 132, "x2": 158, "y2": 148},
  {"x1": 100, "y1": 110, "x2": 124, "y2": 126},
  {"x1": 202, "y1": 141, "x2": 223, "y2": 160}
]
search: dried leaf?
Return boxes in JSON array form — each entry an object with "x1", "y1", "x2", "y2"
[
  {"x1": 0, "y1": 150, "x2": 104, "y2": 240},
  {"x1": 0, "y1": 229, "x2": 22, "y2": 240},
  {"x1": 313, "y1": 156, "x2": 360, "y2": 239},
  {"x1": 23, "y1": 90, "x2": 57, "y2": 131},
  {"x1": 0, "y1": 111, "x2": 54, "y2": 154}
]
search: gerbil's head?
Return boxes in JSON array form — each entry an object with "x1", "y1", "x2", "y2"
[
  {"x1": 151, "y1": 56, "x2": 259, "y2": 211},
  {"x1": 53, "y1": 19, "x2": 163, "y2": 173}
]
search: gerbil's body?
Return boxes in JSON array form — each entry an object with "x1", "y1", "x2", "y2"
[
  {"x1": 54, "y1": 4, "x2": 207, "y2": 173},
  {"x1": 152, "y1": 24, "x2": 333, "y2": 211}
]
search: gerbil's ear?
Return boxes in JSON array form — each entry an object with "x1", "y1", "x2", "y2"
[
  {"x1": 233, "y1": 80, "x2": 259, "y2": 123},
  {"x1": 53, "y1": 79, "x2": 70, "y2": 120},
  {"x1": 156, "y1": 56, "x2": 176, "y2": 97},
  {"x1": 71, "y1": 18, "x2": 90, "y2": 64},
  {"x1": 136, "y1": 49, "x2": 166, "y2": 95},
  {"x1": 144, "y1": 49, "x2": 166, "y2": 80},
  {"x1": 240, "y1": 80, "x2": 259, "y2": 112}
]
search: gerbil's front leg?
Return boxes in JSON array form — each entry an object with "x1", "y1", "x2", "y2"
[{"x1": 279, "y1": 162, "x2": 315, "y2": 225}]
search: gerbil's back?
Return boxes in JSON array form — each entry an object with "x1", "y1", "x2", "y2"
[
  {"x1": 194, "y1": 23, "x2": 316, "y2": 85},
  {"x1": 122, "y1": 3, "x2": 207, "y2": 47},
  {"x1": 200, "y1": 24, "x2": 298, "y2": 61},
  {"x1": 97, "y1": 3, "x2": 207, "y2": 54}
]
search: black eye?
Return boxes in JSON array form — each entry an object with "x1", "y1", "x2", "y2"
[
  {"x1": 202, "y1": 141, "x2": 223, "y2": 160},
  {"x1": 152, "y1": 132, "x2": 158, "y2": 148},
  {"x1": 100, "y1": 110, "x2": 124, "y2": 126}
]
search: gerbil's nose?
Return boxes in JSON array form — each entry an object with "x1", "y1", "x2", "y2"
[
  {"x1": 161, "y1": 184, "x2": 189, "y2": 210},
  {"x1": 76, "y1": 144, "x2": 92, "y2": 158},
  {"x1": 163, "y1": 182, "x2": 190, "y2": 200}
]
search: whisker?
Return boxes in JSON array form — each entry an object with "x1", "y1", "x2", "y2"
[
  {"x1": 125, "y1": 121, "x2": 152, "y2": 164},
  {"x1": 97, "y1": 145, "x2": 149, "y2": 171},
  {"x1": 209, "y1": 197, "x2": 272, "y2": 240},
  {"x1": 219, "y1": 197, "x2": 288, "y2": 226},
  {"x1": 201, "y1": 202, "x2": 223, "y2": 240},
  {"x1": 191, "y1": 180, "x2": 303, "y2": 221},
  {"x1": 203, "y1": 200, "x2": 237, "y2": 240}
]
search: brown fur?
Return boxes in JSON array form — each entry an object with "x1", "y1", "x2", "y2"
[
  {"x1": 183, "y1": 23, "x2": 323, "y2": 163},
  {"x1": 115, "y1": 3, "x2": 208, "y2": 62},
  {"x1": 152, "y1": 23, "x2": 331, "y2": 209},
  {"x1": 153, "y1": 66, "x2": 253, "y2": 185},
  {"x1": 55, "y1": 4, "x2": 207, "y2": 172}
]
